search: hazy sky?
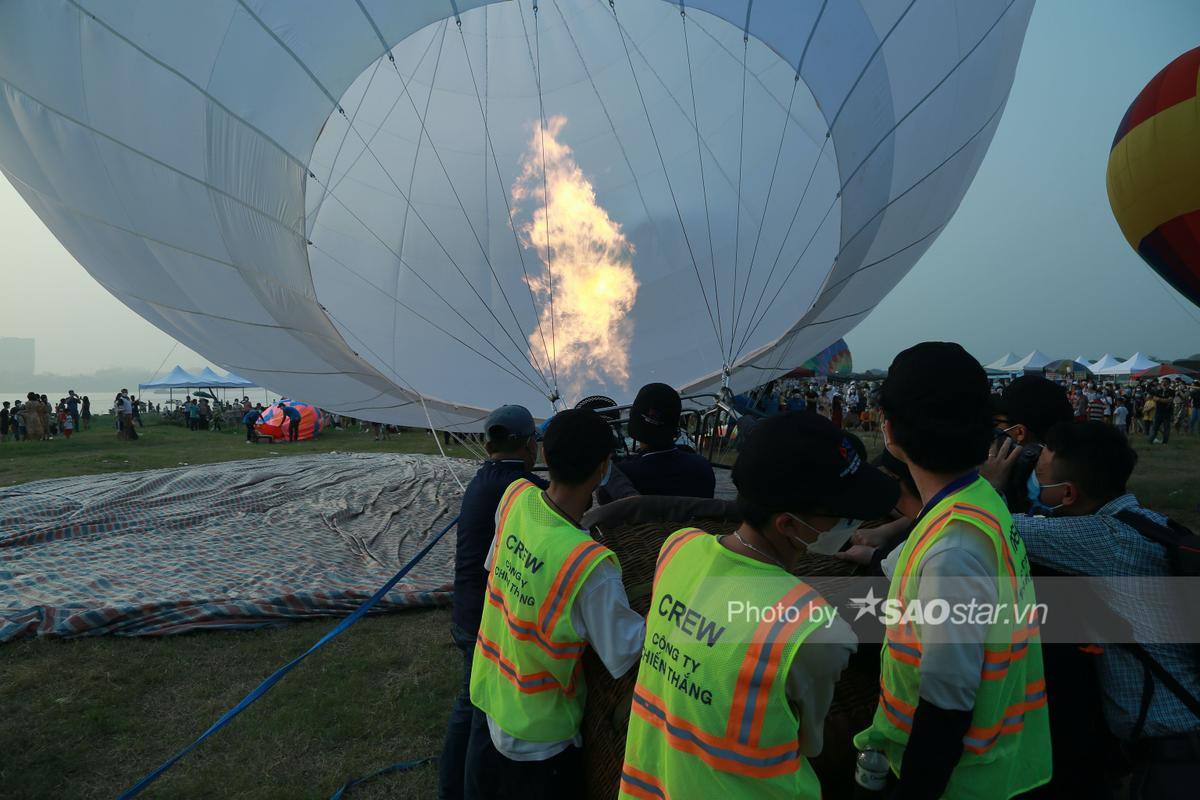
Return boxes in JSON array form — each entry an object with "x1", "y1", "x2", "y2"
[{"x1": 1, "y1": 0, "x2": 1197, "y2": 377}]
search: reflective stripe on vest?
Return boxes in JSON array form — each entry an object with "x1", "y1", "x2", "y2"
[
  {"x1": 620, "y1": 764, "x2": 670, "y2": 800},
  {"x1": 470, "y1": 478, "x2": 615, "y2": 741},
  {"x1": 726, "y1": 582, "x2": 827, "y2": 747},
  {"x1": 621, "y1": 529, "x2": 825, "y2": 798},
  {"x1": 475, "y1": 630, "x2": 575, "y2": 695}
]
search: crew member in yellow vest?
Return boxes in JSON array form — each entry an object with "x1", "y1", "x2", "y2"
[
  {"x1": 621, "y1": 412, "x2": 900, "y2": 799},
  {"x1": 854, "y1": 342, "x2": 1052, "y2": 799},
  {"x1": 466, "y1": 408, "x2": 645, "y2": 799}
]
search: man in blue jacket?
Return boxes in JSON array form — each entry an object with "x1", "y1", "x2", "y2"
[
  {"x1": 278, "y1": 402, "x2": 301, "y2": 442},
  {"x1": 439, "y1": 405, "x2": 548, "y2": 800}
]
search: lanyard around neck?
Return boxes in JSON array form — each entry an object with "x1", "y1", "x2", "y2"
[{"x1": 913, "y1": 471, "x2": 979, "y2": 527}]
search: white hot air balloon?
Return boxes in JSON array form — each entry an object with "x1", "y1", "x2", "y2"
[{"x1": 0, "y1": 0, "x2": 1034, "y2": 432}]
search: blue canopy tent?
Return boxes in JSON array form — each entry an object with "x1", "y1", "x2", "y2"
[{"x1": 140, "y1": 365, "x2": 260, "y2": 405}]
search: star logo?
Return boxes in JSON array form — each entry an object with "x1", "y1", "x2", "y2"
[{"x1": 847, "y1": 587, "x2": 883, "y2": 622}]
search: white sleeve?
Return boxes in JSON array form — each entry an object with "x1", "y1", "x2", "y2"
[
  {"x1": 881, "y1": 542, "x2": 901, "y2": 578},
  {"x1": 915, "y1": 524, "x2": 998, "y2": 711},
  {"x1": 785, "y1": 614, "x2": 857, "y2": 757},
  {"x1": 570, "y1": 559, "x2": 646, "y2": 679}
]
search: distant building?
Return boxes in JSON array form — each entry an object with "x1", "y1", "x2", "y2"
[{"x1": 0, "y1": 337, "x2": 35, "y2": 376}]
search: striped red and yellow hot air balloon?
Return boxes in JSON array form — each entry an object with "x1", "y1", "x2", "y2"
[{"x1": 1107, "y1": 47, "x2": 1200, "y2": 308}]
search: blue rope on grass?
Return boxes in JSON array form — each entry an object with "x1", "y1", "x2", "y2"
[
  {"x1": 117, "y1": 515, "x2": 460, "y2": 800},
  {"x1": 328, "y1": 756, "x2": 436, "y2": 800}
]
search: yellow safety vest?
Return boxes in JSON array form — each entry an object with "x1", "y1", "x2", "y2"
[
  {"x1": 854, "y1": 476, "x2": 1052, "y2": 799},
  {"x1": 470, "y1": 479, "x2": 616, "y2": 741},
  {"x1": 621, "y1": 528, "x2": 827, "y2": 800}
]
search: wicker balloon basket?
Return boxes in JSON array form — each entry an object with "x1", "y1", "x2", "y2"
[{"x1": 579, "y1": 496, "x2": 880, "y2": 800}]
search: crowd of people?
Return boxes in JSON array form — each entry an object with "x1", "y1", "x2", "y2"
[
  {"x1": 0, "y1": 388, "x2": 385, "y2": 445},
  {"x1": 1, "y1": 390, "x2": 93, "y2": 441},
  {"x1": 736, "y1": 378, "x2": 881, "y2": 431},
  {"x1": 437, "y1": 342, "x2": 1199, "y2": 800},
  {"x1": 737, "y1": 372, "x2": 1200, "y2": 447},
  {"x1": 1058, "y1": 378, "x2": 1198, "y2": 443}
]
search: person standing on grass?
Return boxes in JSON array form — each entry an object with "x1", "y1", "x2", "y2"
[
  {"x1": 24, "y1": 393, "x2": 44, "y2": 441},
  {"x1": 0, "y1": 401, "x2": 9, "y2": 442},
  {"x1": 1114, "y1": 399, "x2": 1130, "y2": 434},
  {"x1": 66, "y1": 390, "x2": 79, "y2": 431},
  {"x1": 1149, "y1": 380, "x2": 1173, "y2": 444},
  {"x1": 118, "y1": 390, "x2": 134, "y2": 441},
  {"x1": 438, "y1": 405, "x2": 547, "y2": 800},
  {"x1": 278, "y1": 401, "x2": 301, "y2": 442},
  {"x1": 81, "y1": 395, "x2": 91, "y2": 431},
  {"x1": 465, "y1": 409, "x2": 644, "y2": 800},
  {"x1": 242, "y1": 404, "x2": 263, "y2": 443},
  {"x1": 187, "y1": 397, "x2": 200, "y2": 431},
  {"x1": 15, "y1": 399, "x2": 28, "y2": 441},
  {"x1": 39, "y1": 394, "x2": 51, "y2": 439}
]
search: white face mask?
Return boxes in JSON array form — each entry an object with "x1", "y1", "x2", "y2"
[{"x1": 786, "y1": 514, "x2": 863, "y2": 556}]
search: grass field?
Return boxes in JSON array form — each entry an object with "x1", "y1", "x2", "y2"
[
  {"x1": 2, "y1": 420, "x2": 1198, "y2": 798},
  {"x1": 0, "y1": 417, "x2": 478, "y2": 488}
]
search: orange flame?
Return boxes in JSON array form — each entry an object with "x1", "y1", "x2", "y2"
[{"x1": 512, "y1": 115, "x2": 639, "y2": 402}]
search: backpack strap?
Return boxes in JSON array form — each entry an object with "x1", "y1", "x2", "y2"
[
  {"x1": 1114, "y1": 510, "x2": 1200, "y2": 576},
  {"x1": 1110, "y1": 511, "x2": 1200, "y2": 727},
  {"x1": 1115, "y1": 510, "x2": 1183, "y2": 548},
  {"x1": 1119, "y1": 642, "x2": 1200, "y2": 723}
]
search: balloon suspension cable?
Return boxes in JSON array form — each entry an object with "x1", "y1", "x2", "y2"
[{"x1": 416, "y1": 392, "x2": 466, "y2": 493}]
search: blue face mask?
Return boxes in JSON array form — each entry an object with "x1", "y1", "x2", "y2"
[{"x1": 1027, "y1": 471, "x2": 1067, "y2": 516}]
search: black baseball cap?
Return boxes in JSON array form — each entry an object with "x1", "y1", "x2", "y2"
[
  {"x1": 628, "y1": 383, "x2": 682, "y2": 447},
  {"x1": 732, "y1": 412, "x2": 899, "y2": 519}
]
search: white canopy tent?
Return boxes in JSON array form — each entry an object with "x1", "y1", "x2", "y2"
[
  {"x1": 1073, "y1": 356, "x2": 1094, "y2": 370},
  {"x1": 984, "y1": 352, "x2": 1020, "y2": 371},
  {"x1": 1097, "y1": 352, "x2": 1160, "y2": 376},
  {"x1": 1091, "y1": 354, "x2": 1121, "y2": 372},
  {"x1": 1004, "y1": 350, "x2": 1053, "y2": 373},
  {"x1": 0, "y1": 0, "x2": 1035, "y2": 427}
]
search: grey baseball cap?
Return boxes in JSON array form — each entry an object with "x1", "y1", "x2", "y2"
[{"x1": 484, "y1": 404, "x2": 537, "y2": 442}]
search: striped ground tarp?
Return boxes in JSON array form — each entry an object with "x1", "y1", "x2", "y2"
[{"x1": 0, "y1": 453, "x2": 474, "y2": 640}]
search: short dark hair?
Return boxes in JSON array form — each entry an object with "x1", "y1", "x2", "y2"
[
  {"x1": 542, "y1": 409, "x2": 613, "y2": 485},
  {"x1": 1043, "y1": 421, "x2": 1137, "y2": 502},
  {"x1": 485, "y1": 432, "x2": 532, "y2": 455},
  {"x1": 735, "y1": 494, "x2": 777, "y2": 533},
  {"x1": 879, "y1": 342, "x2": 993, "y2": 473},
  {"x1": 1000, "y1": 377, "x2": 1074, "y2": 440}
]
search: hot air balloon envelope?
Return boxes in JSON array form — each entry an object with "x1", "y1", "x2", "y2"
[
  {"x1": 0, "y1": 1, "x2": 1035, "y2": 426},
  {"x1": 256, "y1": 402, "x2": 322, "y2": 442},
  {"x1": 1107, "y1": 47, "x2": 1200, "y2": 308}
]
